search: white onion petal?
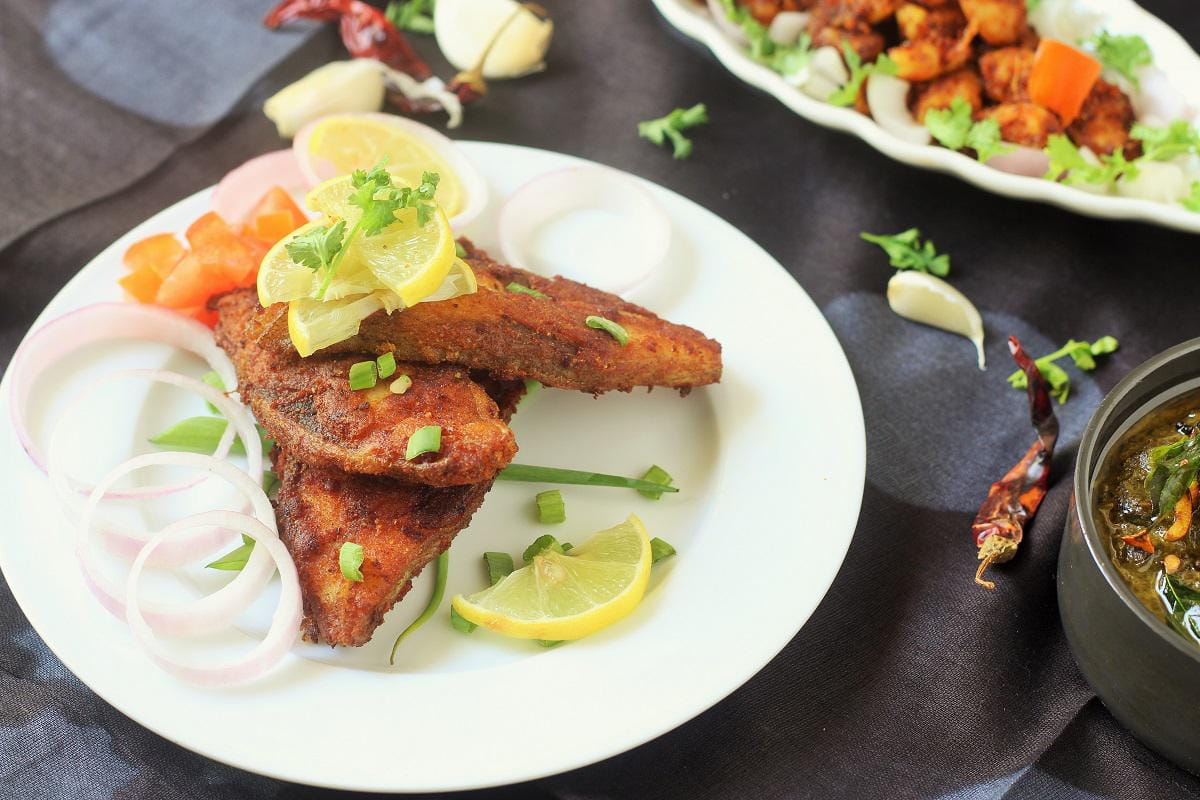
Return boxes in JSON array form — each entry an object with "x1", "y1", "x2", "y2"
[
  {"x1": 705, "y1": 0, "x2": 749, "y2": 44},
  {"x1": 986, "y1": 146, "x2": 1052, "y2": 177},
  {"x1": 212, "y1": 150, "x2": 310, "y2": 224},
  {"x1": 768, "y1": 11, "x2": 809, "y2": 45},
  {"x1": 866, "y1": 74, "x2": 931, "y2": 145}
]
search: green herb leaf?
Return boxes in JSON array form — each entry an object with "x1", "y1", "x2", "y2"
[
  {"x1": 1157, "y1": 571, "x2": 1200, "y2": 642},
  {"x1": 507, "y1": 282, "x2": 548, "y2": 299},
  {"x1": 149, "y1": 416, "x2": 273, "y2": 456},
  {"x1": 1025, "y1": 0, "x2": 1041, "y2": 11},
  {"x1": 1006, "y1": 337, "x2": 1119, "y2": 404},
  {"x1": 828, "y1": 46, "x2": 895, "y2": 107},
  {"x1": 483, "y1": 551, "x2": 515, "y2": 585},
  {"x1": 1044, "y1": 134, "x2": 1140, "y2": 186},
  {"x1": 638, "y1": 103, "x2": 709, "y2": 159},
  {"x1": 286, "y1": 220, "x2": 346, "y2": 274},
  {"x1": 390, "y1": 552, "x2": 449, "y2": 663},
  {"x1": 455, "y1": 241, "x2": 468, "y2": 259},
  {"x1": 860, "y1": 228, "x2": 950, "y2": 276},
  {"x1": 1085, "y1": 31, "x2": 1152, "y2": 88},
  {"x1": 535, "y1": 489, "x2": 566, "y2": 524},
  {"x1": 376, "y1": 351, "x2": 397, "y2": 380},
  {"x1": 340, "y1": 541, "x2": 365, "y2": 582},
  {"x1": 523, "y1": 534, "x2": 565, "y2": 564},
  {"x1": 348, "y1": 360, "x2": 378, "y2": 391},
  {"x1": 965, "y1": 117, "x2": 1013, "y2": 163},
  {"x1": 585, "y1": 315, "x2": 629, "y2": 345},
  {"x1": 716, "y1": 0, "x2": 812, "y2": 78},
  {"x1": 1131, "y1": 121, "x2": 1200, "y2": 162},
  {"x1": 650, "y1": 537, "x2": 677, "y2": 565},
  {"x1": 638, "y1": 464, "x2": 674, "y2": 500},
  {"x1": 384, "y1": 0, "x2": 435, "y2": 34},
  {"x1": 924, "y1": 98, "x2": 973, "y2": 151},
  {"x1": 1183, "y1": 181, "x2": 1200, "y2": 213},
  {"x1": 406, "y1": 425, "x2": 442, "y2": 460},
  {"x1": 206, "y1": 534, "x2": 256, "y2": 571},
  {"x1": 263, "y1": 469, "x2": 280, "y2": 496},
  {"x1": 450, "y1": 606, "x2": 477, "y2": 634},
  {"x1": 536, "y1": 639, "x2": 565, "y2": 648},
  {"x1": 497, "y1": 464, "x2": 681, "y2": 493}
]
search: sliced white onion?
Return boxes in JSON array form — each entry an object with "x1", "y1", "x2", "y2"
[
  {"x1": 706, "y1": 0, "x2": 749, "y2": 44},
  {"x1": 768, "y1": 11, "x2": 809, "y2": 45},
  {"x1": 866, "y1": 74, "x2": 931, "y2": 145},
  {"x1": 9, "y1": 304, "x2": 238, "y2": 482},
  {"x1": 77, "y1": 451, "x2": 276, "y2": 633},
  {"x1": 383, "y1": 71, "x2": 464, "y2": 129},
  {"x1": 1133, "y1": 68, "x2": 1195, "y2": 128},
  {"x1": 986, "y1": 146, "x2": 1052, "y2": 177},
  {"x1": 498, "y1": 166, "x2": 671, "y2": 295},
  {"x1": 292, "y1": 112, "x2": 488, "y2": 231},
  {"x1": 801, "y1": 73, "x2": 839, "y2": 101},
  {"x1": 811, "y1": 46, "x2": 849, "y2": 85},
  {"x1": 211, "y1": 150, "x2": 310, "y2": 224},
  {"x1": 1117, "y1": 160, "x2": 1188, "y2": 202},
  {"x1": 126, "y1": 511, "x2": 301, "y2": 687}
]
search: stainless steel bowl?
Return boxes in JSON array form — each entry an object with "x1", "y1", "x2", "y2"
[{"x1": 1061, "y1": 337, "x2": 1200, "y2": 774}]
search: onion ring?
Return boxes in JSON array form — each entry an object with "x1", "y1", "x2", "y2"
[
  {"x1": 211, "y1": 149, "x2": 310, "y2": 224},
  {"x1": 125, "y1": 511, "x2": 301, "y2": 687}
]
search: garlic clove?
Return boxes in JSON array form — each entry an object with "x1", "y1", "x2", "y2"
[
  {"x1": 263, "y1": 60, "x2": 387, "y2": 139},
  {"x1": 435, "y1": 0, "x2": 553, "y2": 80},
  {"x1": 887, "y1": 271, "x2": 986, "y2": 370},
  {"x1": 865, "y1": 73, "x2": 931, "y2": 145}
]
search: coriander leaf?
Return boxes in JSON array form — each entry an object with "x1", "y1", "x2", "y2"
[
  {"x1": 965, "y1": 118, "x2": 1013, "y2": 163},
  {"x1": 637, "y1": 103, "x2": 709, "y2": 159},
  {"x1": 1086, "y1": 31, "x2": 1152, "y2": 88},
  {"x1": 385, "y1": 0, "x2": 435, "y2": 34},
  {"x1": 1091, "y1": 335, "x2": 1119, "y2": 355},
  {"x1": 860, "y1": 228, "x2": 950, "y2": 276},
  {"x1": 1044, "y1": 134, "x2": 1138, "y2": 186},
  {"x1": 1132, "y1": 121, "x2": 1200, "y2": 162},
  {"x1": 717, "y1": 0, "x2": 812, "y2": 78},
  {"x1": 1006, "y1": 336, "x2": 1119, "y2": 404},
  {"x1": 924, "y1": 98, "x2": 973, "y2": 151},
  {"x1": 1183, "y1": 181, "x2": 1200, "y2": 213},
  {"x1": 827, "y1": 43, "x2": 865, "y2": 107},
  {"x1": 340, "y1": 541, "x2": 365, "y2": 582},
  {"x1": 286, "y1": 220, "x2": 345, "y2": 273}
]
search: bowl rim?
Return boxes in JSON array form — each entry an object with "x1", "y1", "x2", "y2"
[{"x1": 1074, "y1": 335, "x2": 1200, "y2": 665}]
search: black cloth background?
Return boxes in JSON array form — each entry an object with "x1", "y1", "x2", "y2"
[{"x1": 2, "y1": 1, "x2": 1199, "y2": 798}]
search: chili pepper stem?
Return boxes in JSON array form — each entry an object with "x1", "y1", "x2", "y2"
[
  {"x1": 452, "y1": 3, "x2": 543, "y2": 95},
  {"x1": 974, "y1": 534, "x2": 1019, "y2": 589}
]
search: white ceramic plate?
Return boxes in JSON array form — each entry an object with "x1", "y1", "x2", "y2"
[
  {"x1": 0, "y1": 143, "x2": 865, "y2": 792},
  {"x1": 654, "y1": 0, "x2": 1200, "y2": 233}
]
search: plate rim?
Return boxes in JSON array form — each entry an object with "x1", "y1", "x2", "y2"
[
  {"x1": 0, "y1": 141, "x2": 866, "y2": 791},
  {"x1": 652, "y1": 0, "x2": 1200, "y2": 234}
]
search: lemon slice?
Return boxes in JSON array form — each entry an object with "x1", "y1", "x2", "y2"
[
  {"x1": 305, "y1": 115, "x2": 465, "y2": 217},
  {"x1": 451, "y1": 515, "x2": 653, "y2": 640},
  {"x1": 287, "y1": 293, "x2": 385, "y2": 358}
]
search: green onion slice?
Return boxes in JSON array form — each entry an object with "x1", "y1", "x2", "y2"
[
  {"x1": 348, "y1": 360, "x2": 377, "y2": 390},
  {"x1": 535, "y1": 489, "x2": 566, "y2": 524},
  {"x1": 507, "y1": 282, "x2": 549, "y2": 299},
  {"x1": 483, "y1": 551, "x2": 515, "y2": 585},
  {"x1": 650, "y1": 537, "x2": 677, "y2": 565},
  {"x1": 390, "y1": 374, "x2": 413, "y2": 394},
  {"x1": 522, "y1": 534, "x2": 565, "y2": 563},
  {"x1": 455, "y1": 242, "x2": 468, "y2": 259},
  {"x1": 449, "y1": 606, "x2": 477, "y2": 634},
  {"x1": 391, "y1": 551, "x2": 449, "y2": 663},
  {"x1": 497, "y1": 464, "x2": 679, "y2": 493},
  {"x1": 339, "y1": 541, "x2": 365, "y2": 582},
  {"x1": 149, "y1": 417, "x2": 273, "y2": 457},
  {"x1": 406, "y1": 425, "x2": 442, "y2": 459},
  {"x1": 376, "y1": 351, "x2": 397, "y2": 379},
  {"x1": 585, "y1": 315, "x2": 629, "y2": 346},
  {"x1": 638, "y1": 465, "x2": 674, "y2": 500}
]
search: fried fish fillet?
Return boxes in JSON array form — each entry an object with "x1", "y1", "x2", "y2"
[
  {"x1": 213, "y1": 291, "x2": 517, "y2": 486},
  {"x1": 273, "y1": 383, "x2": 524, "y2": 646},
  {"x1": 227, "y1": 241, "x2": 722, "y2": 394}
]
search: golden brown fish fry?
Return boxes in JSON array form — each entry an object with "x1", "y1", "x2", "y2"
[{"x1": 214, "y1": 291, "x2": 517, "y2": 486}]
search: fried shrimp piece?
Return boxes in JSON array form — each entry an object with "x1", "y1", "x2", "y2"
[
  {"x1": 977, "y1": 102, "x2": 1063, "y2": 147},
  {"x1": 913, "y1": 67, "x2": 984, "y2": 122},
  {"x1": 888, "y1": 3, "x2": 976, "y2": 81},
  {"x1": 979, "y1": 46, "x2": 1034, "y2": 103},
  {"x1": 1068, "y1": 78, "x2": 1138, "y2": 157},
  {"x1": 895, "y1": 2, "x2": 965, "y2": 40},
  {"x1": 959, "y1": 0, "x2": 1025, "y2": 44},
  {"x1": 806, "y1": 0, "x2": 888, "y2": 61}
]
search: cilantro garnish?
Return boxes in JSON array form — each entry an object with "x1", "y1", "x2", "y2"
[
  {"x1": 638, "y1": 103, "x2": 709, "y2": 159},
  {"x1": 1043, "y1": 134, "x2": 1139, "y2": 186},
  {"x1": 1183, "y1": 181, "x2": 1200, "y2": 213},
  {"x1": 923, "y1": 98, "x2": 1013, "y2": 162},
  {"x1": 385, "y1": 0, "x2": 435, "y2": 34},
  {"x1": 860, "y1": 228, "x2": 950, "y2": 277},
  {"x1": 828, "y1": 45, "x2": 896, "y2": 108},
  {"x1": 716, "y1": 0, "x2": 813, "y2": 78},
  {"x1": 1085, "y1": 31, "x2": 1152, "y2": 88},
  {"x1": 1006, "y1": 337, "x2": 1119, "y2": 404},
  {"x1": 286, "y1": 161, "x2": 441, "y2": 298},
  {"x1": 1131, "y1": 121, "x2": 1200, "y2": 162}
]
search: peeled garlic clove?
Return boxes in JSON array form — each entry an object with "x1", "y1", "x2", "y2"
[
  {"x1": 887, "y1": 271, "x2": 986, "y2": 370},
  {"x1": 435, "y1": 0, "x2": 553, "y2": 80},
  {"x1": 865, "y1": 73, "x2": 931, "y2": 145},
  {"x1": 264, "y1": 60, "x2": 386, "y2": 138}
]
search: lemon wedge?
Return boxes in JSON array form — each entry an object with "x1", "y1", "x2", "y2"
[
  {"x1": 886, "y1": 271, "x2": 986, "y2": 370},
  {"x1": 451, "y1": 515, "x2": 653, "y2": 640},
  {"x1": 305, "y1": 115, "x2": 465, "y2": 217}
]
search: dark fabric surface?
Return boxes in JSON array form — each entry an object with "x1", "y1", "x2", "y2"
[{"x1": 2, "y1": 1, "x2": 1200, "y2": 798}]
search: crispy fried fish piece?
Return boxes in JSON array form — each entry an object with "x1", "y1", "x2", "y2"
[
  {"x1": 273, "y1": 383, "x2": 524, "y2": 646},
  {"x1": 214, "y1": 291, "x2": 517, "y2": 486},
  {"x1": 229, "y1": 241, "x2": 722, "y2": 394}
]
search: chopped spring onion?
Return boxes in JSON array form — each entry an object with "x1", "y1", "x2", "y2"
[
  {"x1": 650, "y1": 537, "x2": 677, "y2": 565},
  {"x1": 390, "y1": 374, "x2": 413, "y2": 394},
  {"x1": 484, "y1": 551, "x2": 515, "y2": 585},
  {"x1": 638, "y1": 465, "x2": 674, "y2": 500},
  {"x1": 390, "y1": 551, "x2": 449, "y2": 663},
  {"x1": 376, "y1": 351, "x2": 397, "y2": 379},
  {"x1": 202, "y1": 370, "x2": 226, "y2": 414},
  {"x1": 149, "y1": 416, "x2": 273, "y2": 457},
  {"x1": 206, "y1": 534, "x2": 255, "y2": 571},
  {"x1": 585, "y1": 315, "x2": 629, "y2": 346},
  {"x1": 455, "y1": 241, "x2": 468, "y2": 259},
  {"x1": 406, "y1": 425, "x2": 442, "y2": 459},
  {"x1": 535, "y1": 489, "x2": 566, "y2": 524},
  {"x1": 523, "y1": 534, "x2": 566, "y2": 563},
  {"x1": 536, "y1": 639, "x2": 564, "y2": 648},
  {"x1": 340, "y1": 541, "x2": 365, "y2": 582},
  {"x1": 507, "y1": 282, "x2": 548, "y2": 299},
  {"x1": 450, "y1": 606, "x2": 477, "y2": 634},
  {"x1": 348, "y1": 360, "x2": 377, "y2": 390},
  {"x1": 497, "y1": 464, "x2": 679, "y2": 493}
]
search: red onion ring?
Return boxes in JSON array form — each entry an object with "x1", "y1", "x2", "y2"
[
  {"x1": 985, "y1": 146, "x2": 1052, "y2": 178},
  {"x1": 125, "y1": 511, "x2": 301, "y2": 687},
  {"x1": 9, "y1": 303, "x2": 239, "y2": 498},
  {"x1": 211, "y1": 149, "x2": 310, "y2": 223}
]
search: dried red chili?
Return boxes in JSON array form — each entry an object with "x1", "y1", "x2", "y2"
[{"x1": 971, "y1": 336, "x2": 1060, "y2": 589}]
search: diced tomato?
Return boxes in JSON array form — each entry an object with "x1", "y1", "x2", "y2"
[
  {"x1": 117, "y1": 266, "x2": 163, "y2": 303},
  {"x1": 154, "y1": 252, "x2": 239, "y2": 310},
  {"x1": 247, "y1": 186, "x2": 308, "y2": 233},
  {"x1": 185, "y1": 212, "x2": 259, "y2": 285},
  {"x1": 1028, "y1": 39, "x2": 1102, "y2": 126},
  {"x1": 252, "y1": 210, "x2": 301, "y2": 245},
  {"x1": 123, "y1": 233, "x2": 184, "y2": 279}
]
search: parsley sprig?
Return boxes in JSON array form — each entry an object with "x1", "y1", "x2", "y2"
[
  {"x1": 1043, "y1": 134, "x2": 1139, "y2": 186},
  {"x1": 860, "y1": 228, "x2": 950, "y2": 276},
  {"x1": 1006, "y1": 336, "x2": 1119, "y2": 404},
  {"x1": 717, "y1": 0, "x2": 813, "y2": 78},
  {"x1": 924, "y1": 98, "x2": 1013, "y2": 163},
  {"x1": 638, "y1": 104, "x2": 709, "y2": 159},
  {"x1": 385, "y1": 0, "x2": 435, "y2": 33},
  {"x1": 1132, "y1": 121, "x2": 1200, "y2": 162},
  {"x1": 1085, "y1": 31, "x2": 1153, "y2": 88},
  {"x1": 286, "y1": 163, "x2": 440, "y2": 298},
  {"x1": 829, "y1": 44, "x2": 896, "y2": 108}
]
